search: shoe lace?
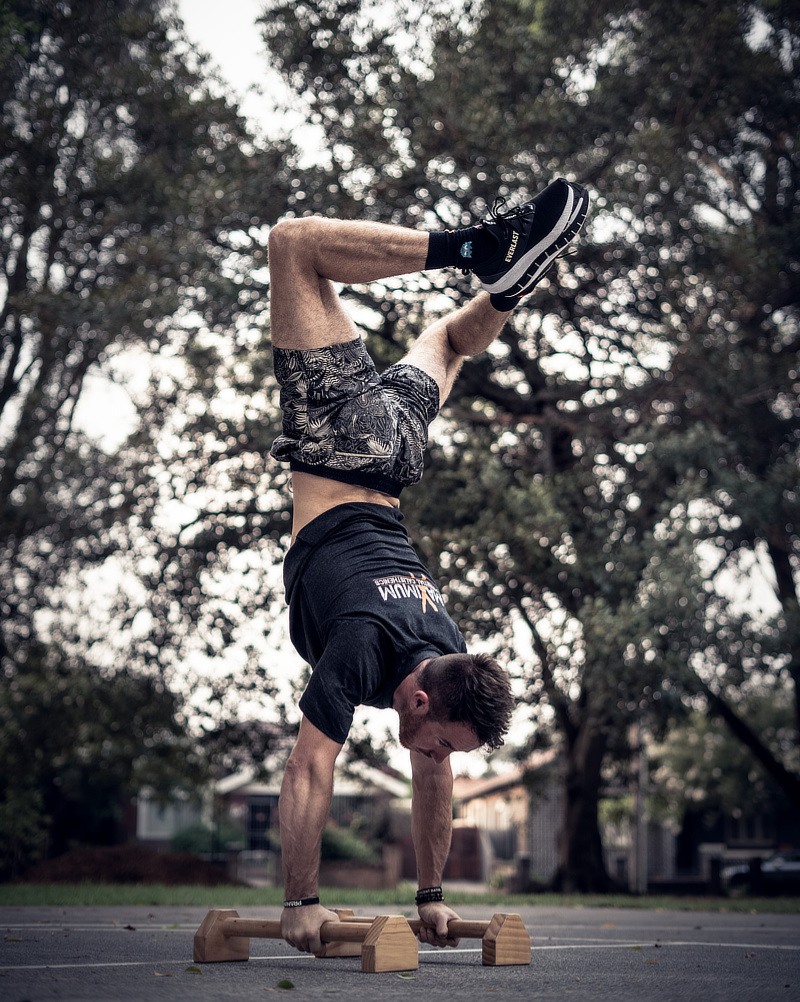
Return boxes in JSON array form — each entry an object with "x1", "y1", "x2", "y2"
[
  {"x1": 486, "y1": 195, "x2": 535, "y2": 235},
  {"x1": 460, "y1": 197, "x2": 535, "y2": 276}
]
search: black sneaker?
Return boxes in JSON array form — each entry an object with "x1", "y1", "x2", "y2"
[{"x1": 472, "y1": 178, "x2": 589, "y2": 310}]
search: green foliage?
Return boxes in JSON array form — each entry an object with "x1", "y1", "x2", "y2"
[
  {"x1": 170, "y1": 821, "x2": 244, "y2": 854},
  {"x1": 320, "y1": 823, "x2": 380, "y2": 862},
  {"x1": 0, "y1": 786, "x2": 47, "y2": 880},
  {"x1": 0, "y1": 0, "x2": 299, "y2": 857},
  {"x1": 651, "y1": 695, "x2": 798, "y2": 823},
  {"x1": 599, "y1": 795, "x2": 634, "y2": 832},
  {"x1": 0, "y1": 642, "x2": 205, "y2": 877}
]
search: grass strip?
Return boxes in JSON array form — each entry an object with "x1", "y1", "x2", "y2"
[{"x1": 1, "y1": 883, "x2": 798, "y2": 913}]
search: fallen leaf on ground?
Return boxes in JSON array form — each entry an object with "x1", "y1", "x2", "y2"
[
  {"x1": 153, "y1": 971, "x2": 173, "y2": 977},
  {"x1": 276, "y1": 980, "x2": 294, "y2": 990},
  {"x1": 185, "y1": 965, "x2": 202, "y2": 974}
]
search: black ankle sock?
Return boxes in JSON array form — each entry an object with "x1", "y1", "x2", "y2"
[{"x1": 425, "y1": 225, "x2": 498, "y2": 271}]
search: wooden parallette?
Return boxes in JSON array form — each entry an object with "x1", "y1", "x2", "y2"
[
  {"x1": 193, "y1": 908, "x2": 418, "y2": 973},
  {"x1": 343, "y1": 912, "x2": 531, "y2": 966},
  {"x1": 193, "y1": 908, "x2": 531, "y2": 972}
]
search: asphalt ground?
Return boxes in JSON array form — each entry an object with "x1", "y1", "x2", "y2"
[{"x1": 1, "y1": 902, "x2": 798, "y2": 1002}]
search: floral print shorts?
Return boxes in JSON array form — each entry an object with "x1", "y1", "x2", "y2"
[{"x1": 270, "y1": 338, "x2": 440, "y2": 498}]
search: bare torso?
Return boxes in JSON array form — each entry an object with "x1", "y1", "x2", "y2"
[{"x1": 290, "y1": 471, "x2": 399, "y2": 543}]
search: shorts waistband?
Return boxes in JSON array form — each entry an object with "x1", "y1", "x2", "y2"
[{"x1": 289, "y1": 459, "x2": 404, "y2": 499}]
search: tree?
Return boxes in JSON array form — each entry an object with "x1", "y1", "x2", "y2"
[
  {"x1": 650, "y1": 693, "x2": 798, "y2": 862},
  {"x1": 0, "y1": 0, "x2": 290, "y2": 654},
  {"x1": 0, "y1": 0, "x2": 306, "y2": 859},
  {"x1": 0, "y1": 639, "x2": 202, "y2": 877},
  {"x1": 259, "y1": 0, "x2": 799, "y2": 889},
  {"x1": 651, "y1": 695, "x2": 797, "y2": 826}
]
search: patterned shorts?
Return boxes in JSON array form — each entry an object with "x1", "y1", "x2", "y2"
[{"x1": 270, "y1": 339, "x2": 440, "y2": 498}]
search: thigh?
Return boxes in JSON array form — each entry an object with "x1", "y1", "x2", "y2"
[
  {"x1": 268, "y1": 221, "x2": 361, "y2": 350},
  {"x1": 270, "y1": 274, "x2": 361, "y2": 350},
  {"x1": 379, "y1": 361, "x2": 440, "y2": 435}
]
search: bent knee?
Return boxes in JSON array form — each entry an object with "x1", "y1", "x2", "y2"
[
  {"x1": 268, "y1": 217, "x2": 313, "y2": 262},
  {"x1": 268, "y1": 216, "x2": 334, "y2": 251}
]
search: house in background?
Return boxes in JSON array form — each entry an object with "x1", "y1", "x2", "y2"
[
  {"x1": 134, "y1": 793, "x2": 203, "y2": 850},
  {"x1": 452, "y1": 749, "x2": 681, "y2": 891},
  {"x1": 217, "y1": 761, "x2": 409, "y2": 887},
  {"x1": 218, "y1": 760, "x2": 408, "y2": 848},
  {"x1": 134, "y1": 744, "x2": 792, "y2": 894},
  {"x1": 452, "y1": 748, "x2": 562, "y2": 886},
  {"x1": 136, "y1": 761, "x2": 410, "y2": 887},
  {"x1": 136, "y1": 761, "x2": 408, "y2": 848}
]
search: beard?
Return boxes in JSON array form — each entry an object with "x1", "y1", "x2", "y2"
[{"x1": 397, "y1": 710, "x2": 422, "y2": 750}]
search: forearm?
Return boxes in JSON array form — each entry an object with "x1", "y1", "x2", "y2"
[
  {"x1": 279, "y1": 755, "x2": 334, "y2": 898},
  {"x1": 410, "y1": 753, "x2": 453, "y2": 887}
]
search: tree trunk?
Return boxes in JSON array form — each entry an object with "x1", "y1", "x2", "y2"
[
  {"x1": 766, "y1": 529, "x2": 800, "y2": 738},
  {"x1": 702, "y1": 685, "x2": 800, "y2": 809},
  {"x1": 550, "y1": 724, "x2": 617, "y2": 893}
]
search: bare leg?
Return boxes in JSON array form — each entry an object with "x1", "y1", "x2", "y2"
[
  {"x1": 268, "y1": 215, "x2": 511, "y2": 400},
  {"x1": 268, "y1": 217, "x2": 428, "y2": 350},
  {"x1": 268, "y1": 215, "x2": 514, "y2": 536},
  {"x1": 400, "y1": 293, "x2": 510, "y2": 405}
]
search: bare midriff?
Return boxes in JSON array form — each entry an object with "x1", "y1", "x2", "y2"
[{"x1": 290, "y1": 471, "x2": 399, "y2": 543}]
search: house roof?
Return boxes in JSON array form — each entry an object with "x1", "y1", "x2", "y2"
[
  {"x1": 216, "y1": 761, "x2": 409, "y2": 800},
  {"x1": 452, "y1": 747, "x2": 559, "y2": 803}
]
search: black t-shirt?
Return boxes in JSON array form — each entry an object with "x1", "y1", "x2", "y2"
[{"x1": 284, "y1": 503, "x2": 467, "y2": 744}]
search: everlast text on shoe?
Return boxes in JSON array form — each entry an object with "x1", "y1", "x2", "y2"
[{"x1": 504, "y1": 231, "x2": 519, "y2": 263}]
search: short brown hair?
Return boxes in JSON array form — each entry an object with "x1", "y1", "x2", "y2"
[{"x1": 418, "y1": 653, "x2": 514, "y2": 751}]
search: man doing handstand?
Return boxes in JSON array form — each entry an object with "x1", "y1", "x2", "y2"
[{"x1": 268, "y1": 178, "x2": 589, "y2": 955}]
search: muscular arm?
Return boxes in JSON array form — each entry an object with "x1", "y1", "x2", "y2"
[
  {"x1": 411, "y1": 749, "x2": 453, "y2": 885},
  {"x1": 279, "y1": 716, "x2": 342, "y2": 953},
  {"x1": 410, "y1": 750, "x2": 462, "y2": 945}
]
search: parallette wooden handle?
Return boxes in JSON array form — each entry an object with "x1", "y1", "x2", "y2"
[
  {"x1": 340, "y1": 915, "x2": 491, "y2": 939},
  {"x1": 410, "y1": 919, "x2": 490, "y2": 939},
  {"x1": 222, "y1": 917, "x2": 374, "y2": 943}
]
